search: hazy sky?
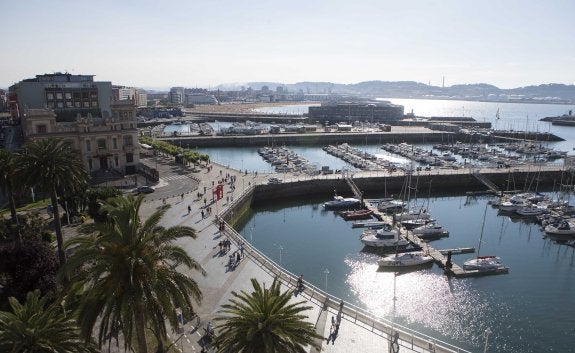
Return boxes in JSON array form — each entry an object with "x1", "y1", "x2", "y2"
[{"x1": 2, "y1": 0, "x2": 574, "y2": 89}]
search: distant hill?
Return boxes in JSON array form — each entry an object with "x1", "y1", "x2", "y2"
[{"x1": 217, "y1": 81, "x2": 575, "y2": 103}]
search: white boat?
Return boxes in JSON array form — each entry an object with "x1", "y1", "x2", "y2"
[
  {"x1": 515, "y1": 204, "x2": 546, "y2": 216},
  {"x1": 463, "y1": 256, "x2": 507, "y2": 271},
  {"x1": 401, "y1": 218, "x2": 435, "y2": 230},
  {"x1": 544, "y1": 220, "x2": 575, "y2": 236},
  {"x1": 377, "y1": 199, "x2": 406, "y2": 213},
  {"x1": 463, "y1": 204, "x2": 508, "y2": 272},
  {"x1": 378, "y1": 251, "x2": 434, "y2": 267},
  {"x1": 411, "y1": 223, "x2": 449, "y2": 238},
  {"x1": 393, "y1": 208, "x2": 431, "y2": 221},
  {"x1": 323, "y1": 195, "x2": 361, "y2": 209},
  {"x1": 360, "y1": 226, "x2": 410, "y2": 248}
]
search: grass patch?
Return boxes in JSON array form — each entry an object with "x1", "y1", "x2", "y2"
[{"x1": 0, "y1": 198, "x2": 51, "y2": 215}]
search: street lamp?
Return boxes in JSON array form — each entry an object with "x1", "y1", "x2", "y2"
[
  {"x1": 278, "y1": 245, "x2": 283, "y2": 266},
  {"x1": 324, "y1": 268, "x2": 329, "y2": 292},
  {"x1": 483, "y1": 328, "x2": 492, "y2": 353}
]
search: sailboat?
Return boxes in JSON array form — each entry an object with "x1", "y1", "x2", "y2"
[{"x1": 463, "y1": 203, "x2": 509, "y2": 272}]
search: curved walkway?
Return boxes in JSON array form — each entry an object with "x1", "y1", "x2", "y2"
[{"x1": 135, "y1": 157, "x2": 469, "y2": 353}]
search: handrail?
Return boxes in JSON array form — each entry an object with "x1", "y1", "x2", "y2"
[{"x1": 216, "y1": 189, "x2": 472, "y2": 353}]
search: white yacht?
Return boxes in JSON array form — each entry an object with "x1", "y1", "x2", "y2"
[
  {"x1": 411, "y1": 223, "x2": 449, "y2": 238},
  {"x1": 515, "y1": 204, "x2": 546, "y2": 217},
  {"x1": 393, "y1": 208, "x2": 431, "y2": 221},
  {"x1": 360, "y1": 225, "x2": 410, "y2": 248},
  {"x1": 323, "y1": 196, "x2": 361, "y2": 209},
  {"x1": 378, "y1": 251, "x2": 434, "y2": 268}
]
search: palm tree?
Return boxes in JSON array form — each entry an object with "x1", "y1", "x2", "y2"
[
  {"x1": 0, "y1": 149, "x2": 19, "y2": 233},
  {"x1": 0, "y1": 290, "x2": 98, "y2": 353},
  {"x1": 213, "y1": 278, "x2": 323, "y2": 353},
  {"x1": 16, "y1": 138, "x2": 90, "y2": 264},
  {"x1": 60, "y1": 195, "x2": 205, "y2": 353}
]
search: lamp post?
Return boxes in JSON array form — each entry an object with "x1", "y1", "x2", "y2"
[
  {"x1": 483, "y1": 328, "x2": 492, "y2": 353},
  {"x1": 276, "y1": 244, "x2": 283, "y2": 266},
  {"x1": 324, "y1": 268, "x2": 329, "y2": 292}
]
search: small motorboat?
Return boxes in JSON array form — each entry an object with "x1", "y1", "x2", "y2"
[
  {"x1": 323, "y1": 195, "x2": 361, "y2": 209},
  {"x1": 378, "y1": 251, "x2": 434, "y2": 268},
  {"x1": 411, "y1": 223, "x2": 449, "y2": 238},
  {"x1": 360, "y1": 225, "x2": 410, "y2": 249},
  {"x1": 515, "y1": 204, "x2": 546, "y2": 217},
  {"x1": 544, "y1": 220, "x2": 575, "y2": 236},
  {"x1": 377, "y1": 199, "x2": 406, "y2": 213},
  {"x1": 401, "y1": 218, "x2": 435, "y2": 230},
  {"x1": 340, "y1": 209, "x2": 373, "y2": 220}
]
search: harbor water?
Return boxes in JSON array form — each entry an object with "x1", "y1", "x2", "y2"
[{"x1": 173, "y1": 99, "x2": 575, "y2": 352}]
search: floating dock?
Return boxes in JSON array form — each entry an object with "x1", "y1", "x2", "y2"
[{"x1": 361, "y1": 196, "x2": 510, "y2": 278}]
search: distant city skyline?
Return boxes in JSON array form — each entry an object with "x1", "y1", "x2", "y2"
[{"x1": 1, "y1": 0, "x2": 574, "y2": 89}]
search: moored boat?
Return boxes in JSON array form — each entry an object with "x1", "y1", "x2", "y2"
[
  {"x1": 544, "y1": 220, "x2": 575, "y2": 236},
  {"x1": 323, "y1": 195, "x2": 361, "y2": 209},
  {"x1": 411, "y1": 223, "x2": 449, "y2": 238},
  {"x1": 360, "y1": 225, "x2": 410, "y2": 248},
  {"x1": 340, "y1": 209, "x2": 373, "y2": 220},
  {"x1": 463, "y1": 256, "x2": 508, "y2": 271},
  {"x1": 377, "y1": 251, "x2": 434, "y2": 268}
]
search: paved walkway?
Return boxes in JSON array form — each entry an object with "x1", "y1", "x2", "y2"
[{"x1": 130, "y1": 156, "x2": 463, "y2": 353}]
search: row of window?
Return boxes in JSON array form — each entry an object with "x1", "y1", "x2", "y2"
[
  {"x1": 46, "y1": 91, "x2": 98, "y2": 100},
  {"x1": 48, "y1": 101, "x2": 98, "y2": 109},
  {"x1": 85, "y1": 136, "x2": 133, "y2": 151},
  {"x1": 87, "y1": 153, "x2": 134, "y2": 170}
]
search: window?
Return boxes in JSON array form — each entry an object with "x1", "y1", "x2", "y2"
[
  {"x1": 57, "y1": 102, "x2": 64, "y2": 108},
  {"x1": 88, "y1": 158, "x2": 92, "y2": 170},
  {"x1": 36, "y1": 125, "x2": 47, "y2": 134},
  {"x1": 123, "y1": 135, "x2": 133, "y2": 146},
  {"x1": 91, "y1": 101, "x2": 98, "y2": 107},
  {"x1": 97, "y1": 139, "x2": 106, "y2": 149},
  {"x1": 46, "y1": 93, "x2": 54, "y2": 100},
  {"x1": 112, "y1": 138, "x2": 117, "y2": 149},
  {"x1": 47, "y1": 102, "x2": 54, "y2": 108},
  {"x1": 66, "y1": 101, "x2": 73, "y2": 107},
  {"x1": 126, "y1": 153, "x2": 133, "y2": 163},
  {"x1": 115, "y1": 156, "x2": 118, "y2": 166},
  {"x1": 75, "y1": 101, "x2": 81, "y2": 108},
  {"x1": 86, "y1": 140, "x2": 91, "y2": 152},
  {"x1": 83, "y1": 101, "x2": 89, "y2": 108},
  {"x1": 56, "y1": 92, "x2": 63, "y2": 100},
  {"x1": 65, "y1": 92, "x2": 72, "y2": 99}
]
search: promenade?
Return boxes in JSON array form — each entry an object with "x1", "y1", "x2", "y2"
[{"x1": 133, "y1": 155, "x2": 472, "y2": 353}]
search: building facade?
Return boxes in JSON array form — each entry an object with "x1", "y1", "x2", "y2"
[
  {"x1": 12, "y1": 73, "x2": 140, "y2": 176},
  {"x1": 308, "y1": 101, "x2": 404, "y2": 122}
]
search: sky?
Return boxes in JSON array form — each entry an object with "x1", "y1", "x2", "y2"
[{"x1": 1, "y1": 0, "x2": 574, "y2": 90}]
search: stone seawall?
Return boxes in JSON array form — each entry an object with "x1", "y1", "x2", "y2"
[{"x1": 249, "y1": 169, "x2": 565, "y2": 203}]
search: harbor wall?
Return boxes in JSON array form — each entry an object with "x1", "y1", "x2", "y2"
[
  {"x1": 161, "y1": 130, "x2": 562, "y2": 148},
  {"x1": 249, "y1": 169, "x2": 567, "y2": 203}
]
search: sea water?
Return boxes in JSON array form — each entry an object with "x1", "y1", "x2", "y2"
[{"x1": 216, "y1": 99, "x2": 575, "y2": 352}]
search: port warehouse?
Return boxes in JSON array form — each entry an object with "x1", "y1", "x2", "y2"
[{"x1": 307, "y1": 101, "x2": 405, "y2": 121}]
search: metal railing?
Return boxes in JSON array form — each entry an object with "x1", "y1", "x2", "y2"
[{"x1": 216, "y1": 191, "x2": 472, "y2": 353}]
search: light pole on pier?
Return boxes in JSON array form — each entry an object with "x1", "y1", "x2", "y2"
[{"x1": 324, "y1": 268, "x2": 329, "y2": 292}]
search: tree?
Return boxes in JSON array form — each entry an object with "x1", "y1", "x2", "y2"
[
  {"x1": 0, "y1": 290, "x2": 98, "y2": 353},
  {"x1": 0, "y1": 235, "x2": 59, "y2": 307},
  {"x1": 60, "y1": 195, "x2": 205, "y2": 353},
  {"x1": 213, "y1": 278, "x2": 323, "y2": 353},
  {"x1": 16, "y1": 138, "x2": 90, "y2": 264},
  {"x1": 0, "y1": 150, "x2": 19, "y2": 234}
]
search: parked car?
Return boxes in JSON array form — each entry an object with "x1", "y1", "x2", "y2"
[
  {"x1": 268, "y1": 177, "x2": 282, "y2": 184},
  {"x1": 134, "y1": 185, "x2": 155, "y2": 194}
]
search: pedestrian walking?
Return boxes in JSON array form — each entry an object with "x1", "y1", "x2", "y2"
[
  {"x1": 187, "y1": 205, "x2": 191, "y2": 214},
  {"x1": 201, "y1": 210, "x2": 205, "y2": 218},
  {"x1": 240, "y1": 243, "x2": 244, "y2": 258}
]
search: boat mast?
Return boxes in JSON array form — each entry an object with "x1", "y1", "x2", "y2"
[{"x1": 476, "y1": 202, "x2": 489, "y2": 259}]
